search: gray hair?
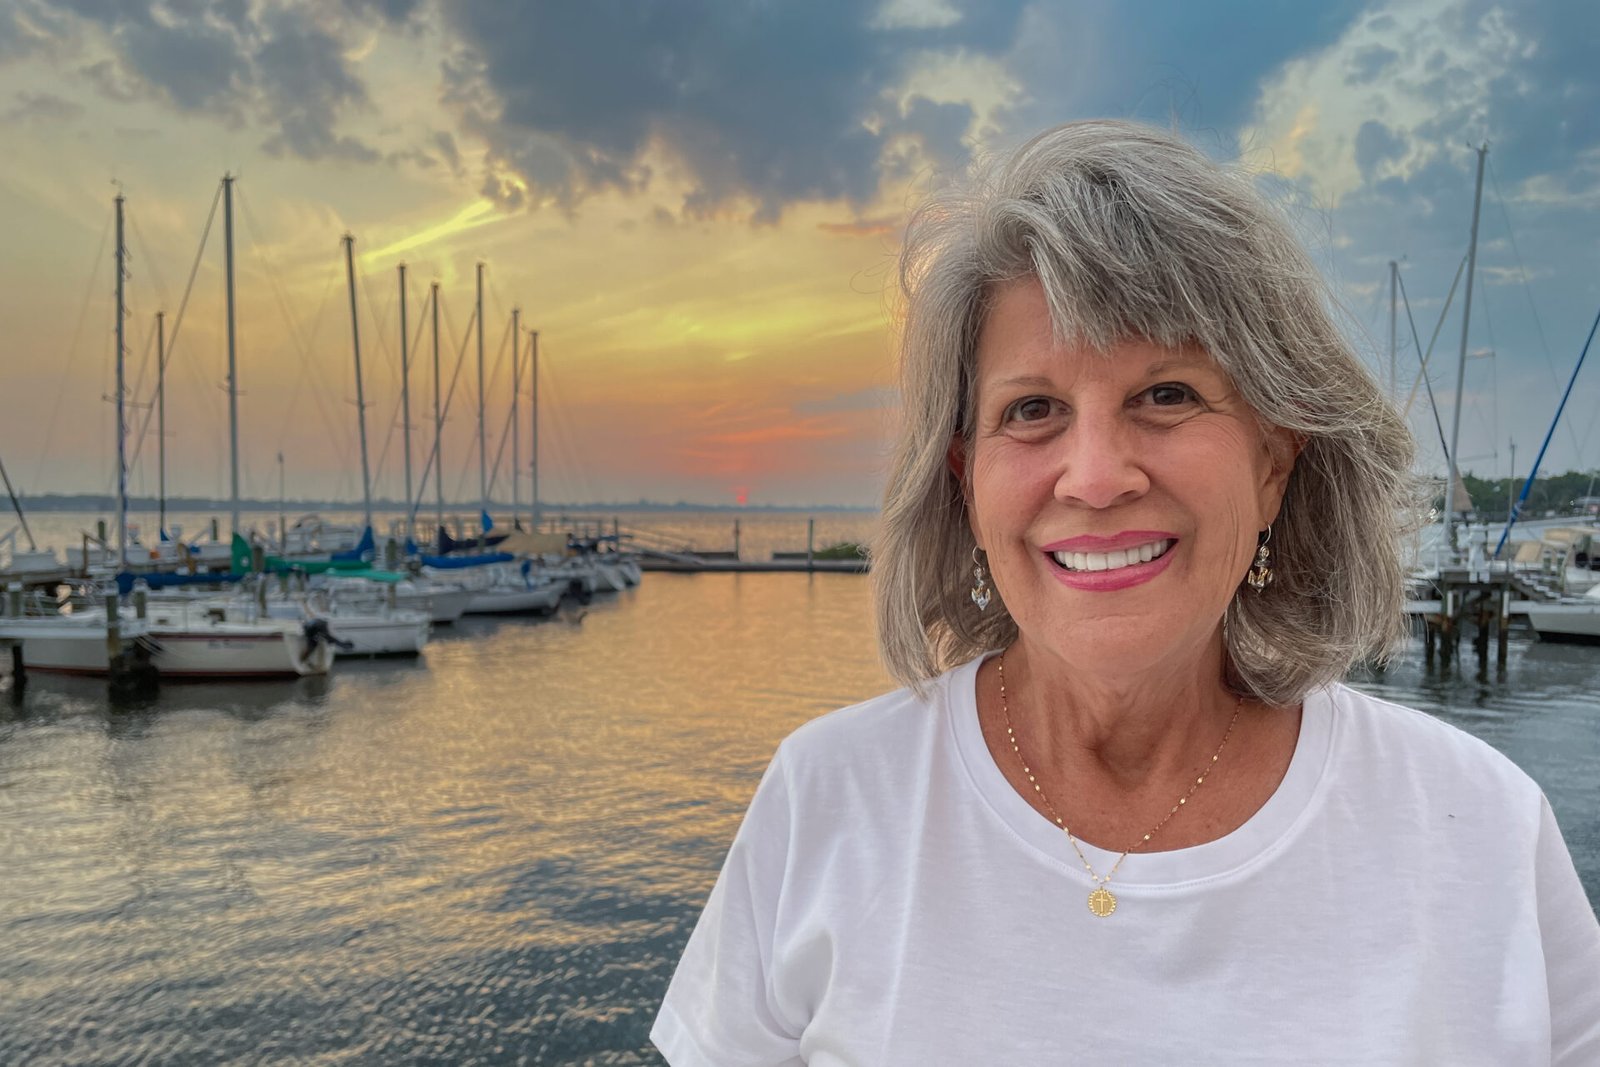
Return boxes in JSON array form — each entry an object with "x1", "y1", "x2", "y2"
[{"x1": 872, "y1": 119, "x2": 1418, "y2": 706}]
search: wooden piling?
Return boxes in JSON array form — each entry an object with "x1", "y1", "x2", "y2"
[
  {"x1": 1497, "y1": 588, "x2": 1510, "y2": 672},
  {"x1": 104, "y1": 589, "x2": 121, "y2": 667},
  {"x1": 807, "y1": 518, "x2": 815, "y2": 570}
]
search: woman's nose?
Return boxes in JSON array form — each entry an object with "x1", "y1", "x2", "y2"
[{"x1": 1052, "y1": 413, "x2": 1150, "y2": 510}]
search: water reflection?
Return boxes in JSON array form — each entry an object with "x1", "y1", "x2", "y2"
[{"x1": 0, "y1": 575, "x2": 1594, "y2": 1064}]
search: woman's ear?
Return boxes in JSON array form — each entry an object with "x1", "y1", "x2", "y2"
[
  {"x1": 948, "y1": 436, "x2": 983, "y2": 549},
  {"x1": 1257, "y1": 426, "x2": 1304, "y2": 522},
  {"x1": 946, "y1": 436, "x2": 967, "y2": 485}
]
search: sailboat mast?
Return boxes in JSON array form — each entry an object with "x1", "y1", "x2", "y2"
[
  {"x1": 530, "y1": 329, "x2": 539, "y2": 531},
  {"x1": 1388, "y1": 261, "x2": 1397, "y2": 397},
  {"x1": 476, "y1": 261, "x2": 487, "y2": 522},
  {"x1": 399, "y1": 263, "x2": 413, "y2": 540},
  {"x1": 511, "y1": 307, "x2": 520, "y2": 524},
  {"x1": 114, "y1": 193, "x2": 128, "y2": 569},
  {"x1": 223, "y1": 174, "x2": 240, "y2": 537},
  {"x1": 1445, "y1": 144, "x2": 1488, "y2": 555},
  {"x1": 156, "y1": 310, "x2": 167, "y2": 536},
  {"x1": 431, "y1": 280, "x2": 444, "y2": 534},
  {"x1": 342, "y1": 233, "x2": 374, "y2": 532},
  {"x1": 0, "y1": 455, "x2": 35, "y2": 551}
]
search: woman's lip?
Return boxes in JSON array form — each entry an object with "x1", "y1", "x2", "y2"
[
  {"x1": 1041, "y1": 531, "x2": 1179, "y2": 552},
  {"x1": 1045, "y1": 543, "x2": 1176, "y2": 591}
]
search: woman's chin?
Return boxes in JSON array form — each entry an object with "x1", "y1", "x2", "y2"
[{"x1": 1018, "y1": 617, "x2": 1219, "y2": 680}]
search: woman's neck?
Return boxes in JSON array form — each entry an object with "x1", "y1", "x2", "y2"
[{"x1": 998, "y1": 633, "x2": 1238, "y2": 790}]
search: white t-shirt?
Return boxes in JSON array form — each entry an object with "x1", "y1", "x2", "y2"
[{"x1": 653, "y1": 656, "x2": 1600, "y2": 1065}]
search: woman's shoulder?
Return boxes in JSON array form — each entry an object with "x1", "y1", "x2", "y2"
[
  {"x1": 771, "y1": 658, "x2": 978, "y2": 783},
  {"x1": 1318, "y1": 681, "x2": 1544, "y2": 805}
]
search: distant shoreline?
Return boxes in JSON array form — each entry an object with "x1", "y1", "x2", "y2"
[{"x1": 10, "y1": 496, "x2": 878, "y2": 515}]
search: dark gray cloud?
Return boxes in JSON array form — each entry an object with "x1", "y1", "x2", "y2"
[
  {"x1": 3, "y1": 88, "x2": 82, "y2": 123},
  {"x1": 2, "y1": 0, "x2": 388, "y2": 164},
  {"x1": 1004, "y1": 0, "x2": 1370, "y2": 140},
  {"x1": 79, "y1": 58, "x2": 138, "y2": 101},
  {"x1": 439, "y1": 0, "x2": 1028, "y2": 219},
  {"x1": 1355, "y1": 119, "x2": 1406, "y2": 178},
  {"x1": 0, "y1": 0, "x2": 74, "y2": 62},
  {"x1": 113, "y1": 14, "x2": 243, "y2": 113},
  {"x1": 1306, "y1": 0, "x2": 1600, "y2": 474},
  {"x1": 254, "y1": 7, "x2": 373, "y2": 160},
  {"x1": 1464, "y1": 0, "x2": 1600, "y2": 185},
  {"x1": 1346, "y1": 43, "x2": 1399, "y2": 86}
]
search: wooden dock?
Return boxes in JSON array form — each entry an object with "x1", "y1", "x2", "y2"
[
  {"x1": 1407, "y1": 566, "x2": 1557, "y2": 674},
  {"x1": 640, "y1": 555, "x2": 868, "y2": 574}
]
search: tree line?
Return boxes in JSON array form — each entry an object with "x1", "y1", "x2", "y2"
[{"x1": 1442, "y1": 469, "x2": 1600, "y2": 521}]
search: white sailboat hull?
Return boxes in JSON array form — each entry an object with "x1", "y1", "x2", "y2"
[
  {"x1": 1, "y1": 613, "x2": 331, "y2": 677},
  {"x1": 1526, "y1": 602, "x2": 1600, "y2": 642},
  {"x1": 594, "y1": 563, "x2": 628, "y2": 592},
  {"x1": 464, "y1": 583, "x2": 564, "y2": 615},
  {"x1": 142, "y1": 627, "x2": 334, "y2": 676},
  {"x1": 394, "y1": 587, "x2": 472, "y2": 624},
  {"x1": 323, "y1": 613, "x2": 430, "y2": 656},
  {"x1": 0, "y1": 616, "x2": 146, "y2": 674}
]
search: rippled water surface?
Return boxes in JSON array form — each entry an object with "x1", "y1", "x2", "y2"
[{"x1": 1, "y1": 568, "x2": 1596, "y2": 1065}]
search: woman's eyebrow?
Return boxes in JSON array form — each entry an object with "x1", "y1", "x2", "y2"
[
  {"x1": 988, "y1": 374, "x2": 1058, "y2": 389},
  {"x1": 1141, "y1": 357, "x2": 1216, "y2": 377}
]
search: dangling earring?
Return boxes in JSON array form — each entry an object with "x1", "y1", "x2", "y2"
[
  {"x1": 1246, "y1": 526, "x2": 1274, "y2": 591},
  {"x1": 970, "y1": 546, "x2": 992, "y2": 611}
]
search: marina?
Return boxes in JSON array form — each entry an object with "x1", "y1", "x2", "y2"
[
  {"x1": 0, "y1": 14, "x2": 1597, "y2": 1058},
  {"x1": 0, "y1": 561, "x2": 1595, "y2": 1065}
]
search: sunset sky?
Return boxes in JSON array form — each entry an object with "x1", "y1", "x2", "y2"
[{"x1": 1, "y1": 0, "x2": 1598, "y2": 509}]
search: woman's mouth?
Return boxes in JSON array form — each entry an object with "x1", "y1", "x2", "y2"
[{"x1": 1049, "y1": 538, "x2": 1174, "y2": 573}]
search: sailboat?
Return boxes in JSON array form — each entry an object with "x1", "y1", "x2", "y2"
[{"x1": 2, "y1": 188, "x2": 337, "y2": 679}]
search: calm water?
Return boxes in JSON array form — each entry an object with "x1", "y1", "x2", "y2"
[{"x1": 1, "y1": 562, "x2": 1597, "y2": 1064}]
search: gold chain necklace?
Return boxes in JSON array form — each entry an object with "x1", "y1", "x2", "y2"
[{"x1": 996, "y1": 652, "x2": 1242, "y2": 917}]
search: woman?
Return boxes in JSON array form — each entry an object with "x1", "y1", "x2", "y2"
[{"x1": 653, "y1": 120, "x2": 1600, "y2": 1064}]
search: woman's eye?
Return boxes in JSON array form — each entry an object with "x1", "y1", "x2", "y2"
[
  {"x1": 1007, "y1": 397, "x2": 1055, "y2": 422},
  {"x1": 1145, "y1": 383, "x2": 1197, "y2": 406}
]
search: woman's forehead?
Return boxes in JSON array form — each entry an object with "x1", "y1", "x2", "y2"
[
  {"x1": 973, "y1": 330, "x2": 1223, "y2": 388},
  {"x1": 975, "y1": 276, "x2": 1214, "y2": 369}
]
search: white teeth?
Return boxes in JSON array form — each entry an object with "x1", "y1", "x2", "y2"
[{"x1": 1051, "y1": 539, "x2": 1171, "y2": 573}]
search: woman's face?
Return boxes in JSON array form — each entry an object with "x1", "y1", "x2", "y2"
[{"x1": 961, "y1": 277, "x2": 1296, "y2": 678}]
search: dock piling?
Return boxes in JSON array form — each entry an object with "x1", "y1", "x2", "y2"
[
  {"x1": 104, "y1": 589, "x2": 121, "y2": 666},
  {"x1": 1497, "y1": 588, "x2": 1510, "y2": 672}
]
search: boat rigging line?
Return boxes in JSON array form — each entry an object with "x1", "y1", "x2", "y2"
[
  {"x1": 1395, "y1": 269, "x2": 1456, "y2": 471},
  {"x1": 1487, "y1": 154, "x2": 1589, "y2": 466},
  {"x1": 1495, "y1": 300, "x2": 1600, "y2": 558},
  {"x1": 1400, "y1": 254, "x2": 1466, "y2": 419},
  {"x1": 124, "y1": 181, "x2": 222, "y2": 477},
  {"x1": 406, "y1": 296, "x2": 477, "y2": 527},
  {"x1": 237, "y1": 182, "x2": 351, "y2": 501},
  {"x1": 368, "y1": 279, "x2": 434, "y2": 498},
  {"x1": 30, "y1": 208, "x2": 113, "y2": 493}
]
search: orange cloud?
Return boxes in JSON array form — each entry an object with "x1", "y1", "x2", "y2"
[
  {"x1": 697, "y1": 421, "x2": 849, "y2": 447},
  {"x1": 816, "y1": 216, "x2": 900, "y2": 237}
]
